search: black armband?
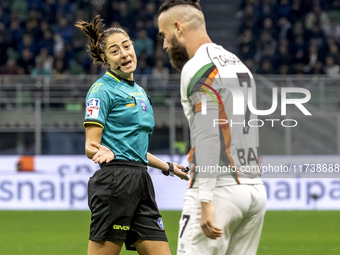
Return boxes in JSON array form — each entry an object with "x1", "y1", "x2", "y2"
[{"x1": 162, "y1": 162, "x2": 174, "y2": 177}]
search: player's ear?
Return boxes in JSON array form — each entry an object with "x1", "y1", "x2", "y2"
[{"x1": 174, "y1": 21, "x2": 183, "y2": 36}]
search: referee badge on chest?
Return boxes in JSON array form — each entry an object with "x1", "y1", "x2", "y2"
[{"x1": 140, "y1": 99, "x2": 147, "y2": 112}]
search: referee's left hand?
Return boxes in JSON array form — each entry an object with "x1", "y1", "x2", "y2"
[
  {"x1": 90, "y1": 142, "x2": 115, "y2": 164},
  {"x1": 173, "y1": 162, "x2": 190, "y2": 180}
]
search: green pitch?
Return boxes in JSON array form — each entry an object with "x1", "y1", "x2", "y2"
[{"x1": 0, "y1": 210, "x2": 339, "y2": 254}]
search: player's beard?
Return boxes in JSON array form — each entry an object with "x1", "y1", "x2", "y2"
[{"x1": 167, "y1": 35, "x2": 189, "y2": 71}]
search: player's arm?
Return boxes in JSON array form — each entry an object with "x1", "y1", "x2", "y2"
[
  {"x1": 85, "y1": 124, "x2": 114, "y2": 164},
  {"x1": 191, "y1": 93, "x2": 222, "y2": 239},
  {"x1": 147, "y1": 153, "x2": 189, "y2": 180}
]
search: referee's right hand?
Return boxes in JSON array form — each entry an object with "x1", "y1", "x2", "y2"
[
  {"x1": 173, "y1": 162, "x2": 190, "y2": 181},
  {"x1": 90, "y1": 142, "x2": 115, "y2": 164}
]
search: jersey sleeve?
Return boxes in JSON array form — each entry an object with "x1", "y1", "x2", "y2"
[
  {"x1": 83, "y1": 83, "x2": 112, "y2": 129},
  {"x1": 192, "y1": 91, "x2": 220, "y2": 202},
  {"x1": 180, "y1": 66, "x2": 194, "y2": 125}
]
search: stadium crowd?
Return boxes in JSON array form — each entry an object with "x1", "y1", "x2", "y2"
[
  {"x1": 0, "y1": 0, "x2": 171, "y2": 81},
  {"x1": 237, "y1": 0, "x2": 340, "y2": 75},
  {"x1": 1, "y1": 0, "x2": 340, "y2": 77}
]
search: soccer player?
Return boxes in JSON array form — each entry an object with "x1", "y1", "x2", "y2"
[
  {"x1": 158, "y1": 1, "x2": 267, "y2": 254},
  {"x1": 75, "y1": 15, "x2": 189, "y2": 255}
]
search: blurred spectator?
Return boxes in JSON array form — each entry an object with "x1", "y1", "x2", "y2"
[
  {"x1": 277, "y1": 17, "x2": 291, "y2": 40},
  {"x1": 276, "y1": 0, "x2": 292, "y2": 19},
  {"x1": 56, "y1": 0, "x2": 76, "y2": 21},
  {"x1": 17, "y1": 49, "x2": 35, "y2": 74},
  {"x1": 53, "y1": 49, "x2": 68, "y2": 71},
  {"x1": 53, "y1": 33, "x2": 65, "y2": 55},
  {"x1": 257, "y1": 57, "x2": 274, "y2": 75},
  {"x1": 39, "y1": 30, "x2": 54, "y2": 56},
  {"x1": 104, "y1": 1, "x2": 119, "y2": 25},
  {"x1": 329, "y1": 43, "x2": 340, "y2": 65},
  {"x1": 91, "y1": 0, "x2": 106, "y2": 13},
  {"x1": 293, "y1": 63, "x2": 306, "y2": 75},
  {"x1": 327, "y1": 1, "x2": 340, "y2": 24},
  {"x1": 113, "y1": 1, "x2": 133, "y2": 31},
  {"x1": 9, "y1": 17, "x2": 23, "y2": 50},
  {"x1": 292, "y1": 35, "x2": 306, "y2": 64},
  {"x1": 18, "y1": 33, "x2": 37, "y2": 56},
  {"x1": 54, "y1": 16, "x2": 73, "y2": 44},
  {"x1": 53, "y1": 58, "x2": 68, "y2": 75},
  {"x1": 309, "y1": 23, "x2": 326, "y2": 48},
  {"x1": 238, "y1": 29, "x2": 257, "y2": 61},
  {"x1": 238, "y1": 4, "x2": 260, "y2": 37},
  {"x1": 262, "y1": 17, "x2": 277, "y2": 38},
  {"x1": 274, "y1": 39, "x2": 293, "y2": 74},
  {"x1": 305, "y1": 4, "x2": 330, "y2": 32},
  {"x1": 34, "y1": 47, "x2": 54, "y2": 74},
  {"x1": 144, "y1": 2, "x2": 157, "y2": 22},
  {"x1": 39, "y1": 19, "x2": 50, "y2": 38},
  {"x1": 134, "y1": 29, "x2": 154, "y2": 59},
  {"x1": 256, "y1": 31, "x2": 277, "y2": 62},
  {"x1": 131, "y1": 19, "x2": 145, "y2": 39},
  {"x1": 25, "y1": 9, "x2": 41, "y2": 40},
  {"x1": 152, "y1": 58, "x2": 170, "y2": 89},
  {"x1": 290, "y1": 0, "x2": 305, "y2": 24},
  {"x1": 27, "y1": 0, "x2": 44, "y2": 11},
  {"x1": 31, "y1": 60, "x2": 51, "y2": 77},
  {"x1": 0, "y1": 59, "x2": 24, "y2": 75},
  {"x1": 0, "y1": 6, "x2": 10, "y2": 27},
  {"x1": 287, "y1": 20, "x2": 305, "y2": 43},
  {"x1": 304, "y1": 44, "x2": 320, "y2": 73},
  {"x1": 244, "y1": 59, "x2": 255, "y2": 73},
  {"x1": 324, "y1": 17, "x2": 340, "y2": 43},
  {"x1": 145, "y1": 19, "x2": 158, "y2": 44},
  {"x1": 324, "y1": 55, "x2": 340, "y2": 76},
  {"x1": 258, "y1": 1, "x2": 274, "y2": 23},
  {"x1": 310, "y1": 60, "x2": 325, "y2": 74},
  {"x1": 42, "y1": 0, "x2": 57, "y2": 24},
  {"x1": 10, "y1": 0, "x2": 28, "y2": 21},
  {"x1": 135, "y1": 57, "x2": 152, "y2": 76}
]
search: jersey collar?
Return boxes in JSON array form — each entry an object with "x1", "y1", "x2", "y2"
[{"x1": 106, "y1": 69, "x2": 135, "y2": 87}]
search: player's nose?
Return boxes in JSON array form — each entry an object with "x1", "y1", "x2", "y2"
[{"x1": 163, "y1": 40, "x2": 168, "y2": 50}]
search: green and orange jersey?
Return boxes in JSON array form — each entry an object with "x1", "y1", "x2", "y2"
[{"x1": 180, "y1": 43, "x2": 262, "y2": 202}]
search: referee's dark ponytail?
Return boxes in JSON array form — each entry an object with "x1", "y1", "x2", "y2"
[{"x1": 75, "y1": 15, "x2": 130, "y2": 67}]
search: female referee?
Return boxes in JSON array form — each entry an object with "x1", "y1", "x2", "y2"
[{"x1": 75, "y1": 15, "x2": 189, "y2": 255}]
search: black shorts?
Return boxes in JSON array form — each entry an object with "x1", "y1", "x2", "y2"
[{"x1": 87, "y1": 160, "x2": 167, "y2": 250}]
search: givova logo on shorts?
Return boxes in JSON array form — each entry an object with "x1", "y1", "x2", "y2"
[{"x1": 113, "y1": 225, "x2": 130, "y2": 231}]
